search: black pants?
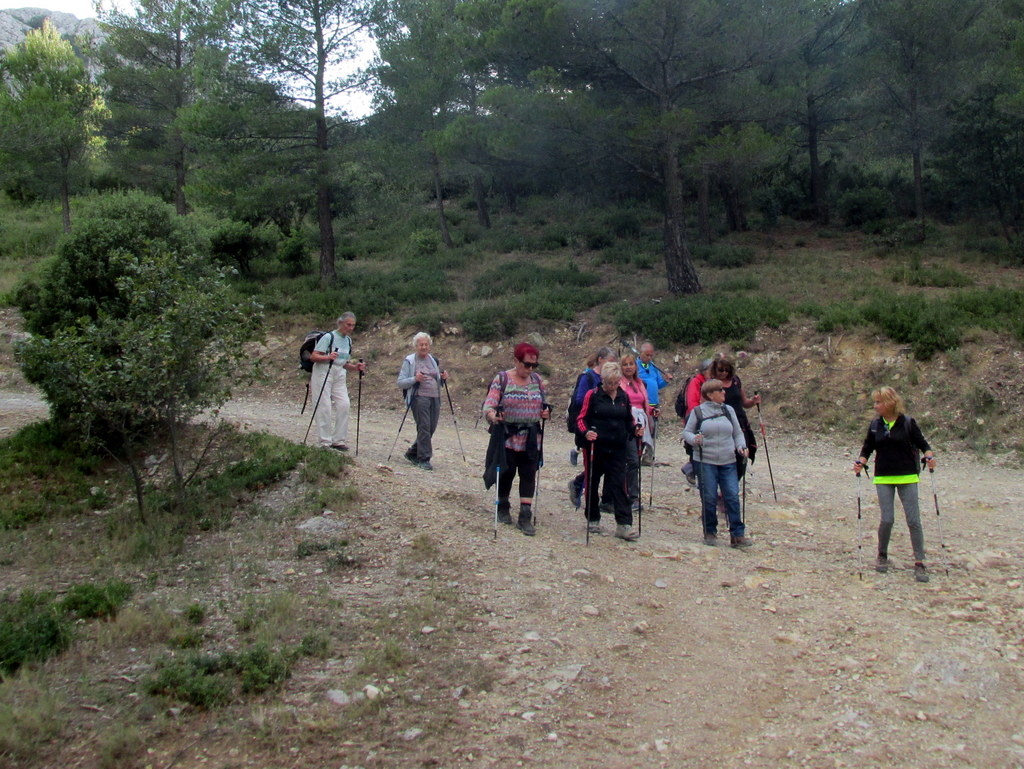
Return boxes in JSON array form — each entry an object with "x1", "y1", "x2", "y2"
[
  {"x1": 497, "y1": 449, "x2": 538, "y2": 500},
  {"x1": 583, "y1": 443, "x2": 631, "y2": 526}
]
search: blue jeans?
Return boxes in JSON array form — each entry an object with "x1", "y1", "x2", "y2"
[{"x1": 695, "y1": 461, "x2": 743, "y2": 537}]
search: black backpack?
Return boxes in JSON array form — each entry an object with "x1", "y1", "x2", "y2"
[
  {"x1": 565, "y1": 370, "x2": 599, "y2": 433},
  {"x1": 299, "y1": 331, "x2": 333, "y2": 373},
  {"x1": 674, "y1": 377, "x2": 693, "y2": 418}
]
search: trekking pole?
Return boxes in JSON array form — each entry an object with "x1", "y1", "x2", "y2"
[
  {"x1": 585, "y1": 441, "x2": 594, "y2": 546},
  {"x1": 303, "y1": 358, "x2": 334, "y2": 445},
  {"x1": 300, "y1": 382, "x2": 311, "y2": 415},
  {"x1": 926, "y1": 462, "x2": 948, "y2": 576},
  {"x1": 533, "y1": 417, "x2": 547, "y2": 526},
  {"x1": 696, "y1": 438, "x2": 707, "y2": 540},
  {"x1": 742, "y1": 466, "x2": 746, "y2": 525},
  {"x1": 648, "y1": 415, "x2": 657, "y2": 509},
  {"x1": 855, "y1": 461, "x2": 865, "y2": 579},
  {"x1": 355, "y1": 359, "x2": 363, "y2": 456},
  {"x1": 493, "y1": 464, "x2": 501, "y2": 541},
  {"x1": 754, "y1": 392, "x2": 777, "y2": 501},
  {"x1": 442, "y1": 378, "x2": 467, "y2": 463},
  {"x1": 387, "y1": 399, "x2": 414, "y2": 462},
  {"x1": 636, "y1": 435, "x2": 643, "y2": 536}
]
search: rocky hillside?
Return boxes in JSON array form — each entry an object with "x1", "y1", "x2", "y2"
[{"x1": 0, "y1": 6, "x2": 101, "y2": 50}]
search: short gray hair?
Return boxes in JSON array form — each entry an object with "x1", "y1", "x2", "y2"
[
  {"x1": 412, "y1": 331, "x2": 431, "y2": 346},
  {"x1": 337, "y1": 312, "x2": 356, "y2": 324}
]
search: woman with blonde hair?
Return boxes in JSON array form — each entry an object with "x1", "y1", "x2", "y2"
[{"x1": 854, "y1": 386, "x2": 936, "y2": 583}]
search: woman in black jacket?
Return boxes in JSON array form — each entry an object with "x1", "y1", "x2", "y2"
[
  {"x1": 854, "y1": 386, "x2": 936, "y2": 582},
  {"x1": 576, "y1": 362, "x2": 643, "y2": 541}
]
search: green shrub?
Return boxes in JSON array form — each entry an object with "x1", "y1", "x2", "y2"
[
  {"x1": 0, "y1": 421, "x2": 102, "y2": 529},
  {"x1": 862, "y1": 293, "x2": 963, "y2": 359},
  {"x1": 276, "y1": 229, "x2": 311, "y2": 277},
  {"x1": 603, "y1": 210, "x2": 644, "y2": 238},
  {"x1": 460, "y1": 303, "x2": 519, "y2": 340},
  {"x1": 471, "y1": 261, "x2": 598, "y2": 299},
  {"x1": 838, "y1": 187, "x2": 892, "y2": 226},
  {"x1": 144, "y1": 654, "x2": 234, "y2": 709},
  {"x1": 812, "y1": 302, "x2": 864, "y2": 333},
  {"x1": 232, "y1": 644, "x2": 292, "y2": 694},
  {"x1": 692, "y1": 244, "x2": 757, "y2": 269},
  {"x1": 0, "y1": 590, "x2": 73, "y2": 677},
  {"x1": 59, "y1": 580, "x2": 132, "y2": 620},
  {"x1": 613, "y1": 295, "x2": 788, "y2": 347},
  {"x1": 184, "y1": 604, "x2": 206, "y2": 625},
  {"x1": 715, "y1": 276, "x2": 760, "y2": 292},
  {"x1": 208, "y1": 219, "x2": 278, "y2": 275},
  {"x1": 408, "y1": 228, "x2": 442, "y2": 256},
  {"x1": 887, "y1": 262, "x2": 972, "y2": 288}
]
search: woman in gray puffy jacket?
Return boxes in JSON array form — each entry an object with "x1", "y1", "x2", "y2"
[{"x1": 683, "y1": 378, "x2": 751, "y2": 548}]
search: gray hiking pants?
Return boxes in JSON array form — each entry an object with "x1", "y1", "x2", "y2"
[
  {"x1": 411, "y1": 395, "x2": 440, "y2": 461},
  {"x1": 876, "y1": 482, "x2": 925, "y2": 561}
]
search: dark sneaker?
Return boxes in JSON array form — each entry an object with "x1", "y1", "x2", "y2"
[
  {"x1": 568, "y1": 478, "x2": 582, "y2": 509},
  {"x1": 703, "y1": 533, "x2": 717, "y2": 546},
  {"x1": 404, "y1": 447, "x2": 418, "y2": 461},
  {"x1": 875, "y1": 555, "x2": 890, "y2": 573},
  {"x1": 418, "y1": 460, "x2": 433, "y2": 471},
  {"x1": 615, "y1": 525, "x2": 639, "y2": 541},
  {"x1": 914, "y1": 563, "x2": 929, "y2": 583},
  {"x1": 587, "y1": 522, "x2": 603, "y2": 535},
  {"x1": 496, "y1": 499, "x2": 512, "y2": 525},
  {"x1": 517, "y1": 516, "x2": 536, "y2": 536},
  {"x1": 730, "y1": 535, "x2": 754, "y2": 549}
]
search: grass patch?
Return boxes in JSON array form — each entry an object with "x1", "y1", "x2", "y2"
[
  {"x1": 614, "y1": 295, "x2": 789, "y2": 347},
  {"x1": 0, "y1": 672, "x2": 66, "y2": 762},
  {"x1": 0, "y1": 421, "x2": 107, "y2": 529}
]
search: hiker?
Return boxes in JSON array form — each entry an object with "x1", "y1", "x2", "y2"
[
  {"x1": 482, "y1": 343, "x2": 550, "y2": 536},
  {"x1": 577, "y1": 361, "x2": 643, "y2": 541},
  {"x1": 680, "y1": 358, "x2": 713, "y2": 484},
  {"x1": 854, "y1": 386, "x2": 936, "y2": 583},
  {"x1": 397, "y1": 332, "x2": 448, "y2": 471},
  {"x1": 309, "y1": 312, "x2": 366, "y2": 450},
  {"x1": 637, "y1": 342, "x2": 672, "y2": 464},
  {"x1": 568, "y1": 346, "x2": 617, "y2": 508},
  {"x1": 619, "y1": 353, "x2": 654, "y2": 511},
  {"x1": 683, "y1": 378, "x2": 752, "y2": 548},
  {"x1": 708, "y1": 357, "x2": 760, "y2": 474}
]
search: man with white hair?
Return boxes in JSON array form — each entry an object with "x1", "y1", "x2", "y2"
[
  {"x1": 397, "y1": 331, "x2": 448, "y2": 470},
  {"x1": 309, "y1": 312, "x2": 366, "y2": 450}
]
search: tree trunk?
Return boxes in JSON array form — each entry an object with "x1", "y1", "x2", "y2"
[
  {"x1": 59, "y1": 155, "x2": 72, "y2": 233},
  {"x1": 174, "y1": 140, "x2": 188, "y2": 216},
  {"x1": 697, "y1": 163, "x2": 711, "y2": 246},
  {"x1": 432, "y1": 152, "x2": 454, "y2": 248},
  {"x1": 662, "y1": 142, "x2": 701, "y2": 295},
  {"x1": 314, "y1": 20, "x2": 336, "y2": 284},
  {"x1": 719, "y1": 181, "x2": 747, "y2": 232},
  {"x1": 807, "y1": 93, "x2": 829, "y2": 224},
  {"x1": 909, "y1": 86, "x2": 925, "y2": 241},
  {"x1": 473, "y1": 172, "x2": 491, "y2": 229}
]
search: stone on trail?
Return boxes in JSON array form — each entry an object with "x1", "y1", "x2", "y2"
[
  {"x1": 326, "y1": 689, "x2": 351, "y2": 706},
  {"x1": 297, "y1": 516, "x2": 348, "y2": 534},
  {"x1": 581, "y1": 605, "x2": 600, "y2": 617}
]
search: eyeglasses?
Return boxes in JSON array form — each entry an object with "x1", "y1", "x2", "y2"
[{"x1": 518, "y1": 360, "x2": 539, "y2": 369}]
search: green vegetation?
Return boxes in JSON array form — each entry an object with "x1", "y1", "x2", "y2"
[{"x1": 0, "y1": 580, "x2": 132, "y2": 677}]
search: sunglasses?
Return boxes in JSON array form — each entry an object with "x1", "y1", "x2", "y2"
[{"x1": 518, "y1": 360, "x2": 539, "y2": 369}]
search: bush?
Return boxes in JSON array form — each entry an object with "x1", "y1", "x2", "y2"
[
  {"x1": 692, "y1": 244, "x2": 757, "y2": 269},
  {"x1": 208, "y1": 219, "x2": 278, "y2": 275},
  {"x1": 471, "y1": 261, "x2": 598, "y2": 299},
  {"x1": 887, "y1": 261, "x2": 973, "y2": 288},
  {"x1": 0, "y1": 590, "x2": 72, "y2": 677},
  {"x1": 838, "y1": 187, "x2": 892, "y2": 227},
  {"x1": 603, "y1": 210, "x2": 644, "y2": 238},
  {"x1": 59, "y1": 580, "x2": 132, "y2": 620},
  {"x1": 276, "y1": 229, "x2": 311, "y2": 277},
  {"x1": 613, "y1": 295, "x2": 789, "y2": 347},
  {"x1": 459, "y1": 303, "x2": 520, "y2": 340},
  {"x1": 862, "y1": 293, "x2": 963, "y2": 359}
]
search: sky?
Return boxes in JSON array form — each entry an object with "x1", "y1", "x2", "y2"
[{"x1": 0, "y1": 0, "x2": 106, "y2": 18}]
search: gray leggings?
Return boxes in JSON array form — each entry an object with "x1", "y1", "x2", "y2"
[{"x1": 876, "y1": 483, "x2": 925, "y2": 561}]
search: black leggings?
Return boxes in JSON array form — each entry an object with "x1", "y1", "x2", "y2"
[{"x1": 497, "y1": 449, "x2": 538, "y2": 500}]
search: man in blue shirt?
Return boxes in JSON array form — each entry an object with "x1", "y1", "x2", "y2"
[{"x1": 637, "y1": 342, "x2": 672, "y2": 464}]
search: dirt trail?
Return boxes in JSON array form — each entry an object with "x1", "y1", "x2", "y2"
[{"x1": 211, "y1": 392, "x2": 1024, "y2": 768}]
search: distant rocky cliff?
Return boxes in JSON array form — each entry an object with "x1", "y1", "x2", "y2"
[{"x1": 0, "y1": 7, "x2": 102, "y2": 50}]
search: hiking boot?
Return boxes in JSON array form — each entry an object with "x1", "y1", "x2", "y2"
[
  {"x1": 517, "y1": 510, "x2": 536, "y2": 537},
  {"x1": 568, "y1": 449, "x2": 578, "y2": 466},
  {"x1": 587, "y1": 522, "x2": 604, "y2": 535},
  {"x1": 331, "y1": 443, "x2": 349, "y2": 451},
  {"x1": 875, "y1": 554, "x2": 890, "y2": 573},
  {"x1": 682, "y1": 462, "x2": 697, "y2": 486},
  {"x1": 404, "y1": 446, "x2": 418, "y2": 461},
  {"x1": 568, "y1": 478, "x2": 582, "y2": 509},
  {"x1": 496, "y1": 497, "x2": 512, "y2": 525},
  {"x1": 914, "y1": 563, "x2": 929, "y2": 583},
  {"x1": 615, "y1": 525, "x2": 639, "y2": 541},
  {"x1": 703, "y1": 533, "x2": 718, "y2": 547},
  {"x1": 730, "y1": 535, "x2": 754, "y2": 549},
  {"x1": 418, "y1": 460, "x2": 433, "y2": 471}
]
